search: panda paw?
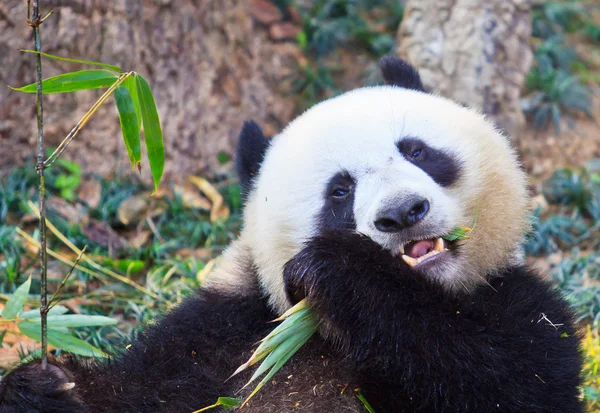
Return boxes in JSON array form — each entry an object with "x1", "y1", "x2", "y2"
[
  {"x1": 284, "y1": 230, "x2": 425, "y2": 340},
  {"x1": 0, "y1": 360, "x2": 85, "y2": 413}
]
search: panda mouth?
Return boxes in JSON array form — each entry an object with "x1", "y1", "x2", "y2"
[{"x1": 400, "y1": 238, "x2": 448, "y2": 267}]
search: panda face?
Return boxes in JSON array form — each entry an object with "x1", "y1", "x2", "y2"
[{"x1": 242, "y1": 85, "x2": 529, "y2": 314}]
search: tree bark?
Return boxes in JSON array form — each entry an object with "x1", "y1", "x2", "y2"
[
  {"x1": 397, "y1": 0, "x2": 533, "y2": 138},
  {"x1": 0, "y1": 0, "x2": 299, "y2": 178}
]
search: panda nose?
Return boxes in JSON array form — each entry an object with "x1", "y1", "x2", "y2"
[{"x1": 374, "y1": 197, "x2": 430, "y2": 232}]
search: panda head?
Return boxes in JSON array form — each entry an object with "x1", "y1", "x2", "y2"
[{"x1": 236, "y1": 57, "x2": 529, "y2": 314}]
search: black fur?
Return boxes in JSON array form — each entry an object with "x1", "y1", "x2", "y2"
[
  {"x1": 380, "y1": 56, "x2": 425, "y2": 91},
  {"x1": 318, "y1": 171, "x2": 356, "y2": 232},
  {"x1": 284, "y1": 231, "x2": 584, "y2": 413},
  {"x1": 397, "y1": 137, "x2": 462, "y2": 187},
  {"x1": 236, "y1": 120, "x2": 270, "y2": 200}
]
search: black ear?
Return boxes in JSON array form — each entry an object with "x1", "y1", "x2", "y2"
[
  {"x1": 236, "y1": 120, "x2": 270, "y2": 199},
  {"x1": 379, "y1": 56, "x2": 425, "y2": 91}
]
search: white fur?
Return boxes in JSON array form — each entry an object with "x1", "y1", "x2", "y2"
[{"x1": 210, "y1": 86, "x2": 529, "y2": 315}]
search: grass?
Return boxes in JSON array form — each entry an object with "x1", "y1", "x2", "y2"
[
  {"x1": 0, "y1": 162, "x2": 242, "y2": 369},
  {"x1": 283, "y1": 0, "x2": 403, "y2": 109},
  {"x1": 523, "y1": 1, "x2": 599, "y2": 131}
]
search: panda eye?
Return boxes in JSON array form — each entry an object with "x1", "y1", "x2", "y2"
[
  {"x1": 411, "y1": 148, "x2": 423, "y2": 159},
  {"x1": 331, "y1": 187, "x2": 350, "y2": 198}
]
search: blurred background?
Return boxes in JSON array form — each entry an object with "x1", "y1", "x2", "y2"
[{"x1": 1, "y1": 0, "x2": 600, "y2": 409}]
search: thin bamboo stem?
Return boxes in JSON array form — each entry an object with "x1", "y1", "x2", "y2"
[{"x1": 29, "y1": 0, "x2": 49, "y2": 371}]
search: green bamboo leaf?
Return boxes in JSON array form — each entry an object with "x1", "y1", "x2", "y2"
[
  {"x1": 231, "y1": 305, "x2": 315, "y2": 378},
  {"x1": 257, "y1": 315, "x2": 310, "y2": 354},
  {"x1": 245, "y1": 313, "x2": 317, "y2": 386},
  {"x1": 247, "y1": 334, "x2": 298, "y2": 383},
  {"x1": 124, "y1": 75, "x2": 142, "y2": 130},
  {"x1": 356, "y1": 391, "x2": 376, "y2": 413},
  {"x1": 135, "y1": 74, "x2": 164, "y2": 193},
  {"x1": 18, "y1": 322, "x2": 108, "y2": 357},
  {"x1": 242, "y1": 328, "x2": 314, "y2": 407},
  {"x1": 26, "y1": 314, "x2": 117, "y2": 328},
  {"x1": 216, "y1": 397, "x2": 241, "y2": 408},
  {"x1": 114, "y1": 86, "x2": 142, "y2": 171},
  {"x1": 20, "y1": 305, "x2": 69, "y2": 318},
  {"x1": 1, "y1": 277, "x2": 31, "y2": 320},
  {"x1": 192, "y1": 397, "x2": 242, "y2": 413},
  {"x1": 21, "y1": 50, "x2": 123, "y2": 73},
  {"x1": 10, "y1": 70, "x2": 118, "y2": 94}
]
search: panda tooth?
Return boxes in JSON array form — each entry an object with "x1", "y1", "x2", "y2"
[
  {"x1": 402, "y1": 254, "x2": 418, "y2": 267},
  {"x1": 399, "y1": 244, "x2": 405, "y2": 255},
  {"x1": 434, "y1": 238, "x2": 445, "y2": 252}
]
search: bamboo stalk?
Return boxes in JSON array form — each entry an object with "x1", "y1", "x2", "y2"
[{"x1": 28, "y1": 0, "x2": 49, "y2": 371}]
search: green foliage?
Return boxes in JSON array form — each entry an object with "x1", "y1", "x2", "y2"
[
  {"x1": 0, "y1": 226, "x2": 25, "y2": 289},
  {"x1": 192, "y1": 397, "x2": 242, "y2": 412},
  {"x1": 135, "y1": 74, "x2": 164, "y2": 193},
  {"x1": 114, "y1": 86, "x2": 142, "y2": 171},
  {"x1": 11, "y1": 52, "x2": 165, "y2": 192},
  {"x1": 525, "y1": 2, "x2": 597, "y2": 131},
  {"x1": 232, "y1": 299, "x2": 319, "y2": 407},
  {"x1": 532, "y1": 2, "x2": 586, "y2": 39},
  {"x1": 356, "y1": 391, "x2": 376, "y2": 413},
  {"x1": 522, "y1": 38, "x2": 592, "y2": 131},
  {"x1": 20, "y1": 50, "x2": 124, "y2": 72},
  {"x1": 552, "y1": 249, "x2": 600, "y2": 324},
  {"x1": 525, "y1": 165, "x2": 600, "y2": 256},
  {"x1": 49, "y1": 155, "x2": 82, "y2": 201},
  {"x1": 289, "y1": 0, "x2": 403, "y2": 107},
  {"x1": 3, "y1": 49, "x2": 167, "y2": 364},
  {"x1": 585, "y1": 21, "x2": 600, "y2": 42},
  {"x1": 542, "y1": 167, "x2": 600, "y2": 217},
  {"x1": 0, "y1": 278, "x2": 116, "y2": 357},
  {"x1": 291, "y1": 61, "x2": 338, "y2": 108},
  {"x1": 0, "y1": 166, "x2": 244, "y2": 366},
  {"x1": 0, "y1": 163, "x2": 37, "y2": 222},
  {"x1": 10, "y1": 69, "x2": 119, "y2": 94},
  {"x1": 297, "y1": 0, "x2": 401, "y2": 58},
  {"x1": 525, "y1": 211, "x2": 588, "y2": 255}
]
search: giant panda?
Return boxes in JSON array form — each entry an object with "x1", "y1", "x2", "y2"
[{"x1": 0, "y1": 57, "x2": 583, "y2": 413}]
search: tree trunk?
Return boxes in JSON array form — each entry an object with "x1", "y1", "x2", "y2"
[
  {"x1": 397, "y1": 0, "x2": 533, "y2": 138},
  {"x1": 0, "y1": 0, "x2": 299, "y2": 178}
]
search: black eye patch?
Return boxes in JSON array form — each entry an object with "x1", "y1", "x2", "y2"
[
  {"x1": 397, "y1": 138, "x2": 462, "y2": 187},
  {"x1": 318, "y1": 171, "x2": 356, "y2": 232}
]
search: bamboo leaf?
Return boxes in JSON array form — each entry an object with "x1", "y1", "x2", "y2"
[
  {"x1": 10, "y1": 70, "x2": 119, "y2": 94},
  {"x1": 18, "y1": 322, "x2": 108, "y2": 357},
  {"x1": 21, "y1": 50, "x2": 123, "y2": 73},
  {"x1": 356, "y1": 391, "x2": 376, "y2": 413},
  {"x1": 25, "y1": 314, "x2": 117, "y2": 328},
  {"x1": 135, "y1": 74, "x2": 164, "y2": 193},
  {"x1": 1, "y1": 277, "x2": 31, "y2": 320},
  {"x1": 191, "y1": 397, "x2": 242, "y2": 413},
  {"x1": 20, "y1": 305, "x2": 69, "y2": 318},
  {"x1": 237, "y1": 300, "x2": 318, "y2": 408},
  {"x1": 216, "y1": 397, "x2": 241, "y2": 408},
  {"x1": 231, "y1": 305, "x2": 314, "y2": 378},
  {"x1": 241, "y1": 328, "x2": 314, "y2": 407},
  {"x1": 245, "y1": 336, "x2": 298, "y2": 385},
  {"x1": 124, "y1": 75, "x2": 142, "y2": 131},
  {"x1": 114, "y1": 86, "x2": 142, "y2": 171}
]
